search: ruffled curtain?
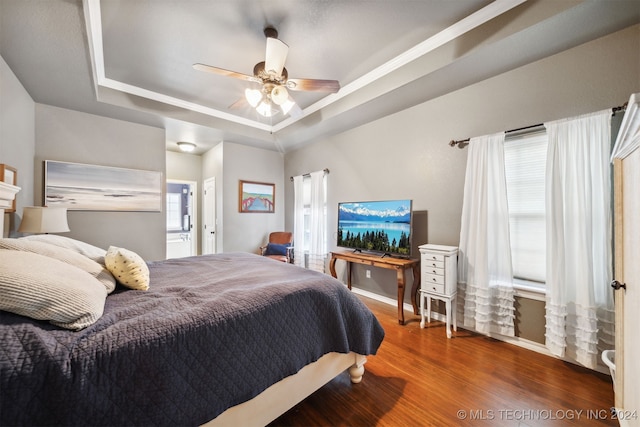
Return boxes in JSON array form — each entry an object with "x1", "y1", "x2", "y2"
[
  {"x1": 457, "y1": 132, "x2": 515, "y2": 336},
  {"x1": 307, "y1": 170, "x2": 327, "y2": 272},
  {"x1": 292, "y1": 175, "x2": 305, "y2": 268},
  {"x1": 544, "y1": 110, "x2": 614, "y2": 369}
]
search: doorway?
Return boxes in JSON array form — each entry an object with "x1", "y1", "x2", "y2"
[{"x1": 166, "y1": 180, "x2": 197, "y2": 259}]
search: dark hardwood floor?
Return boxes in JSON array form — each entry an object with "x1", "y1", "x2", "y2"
[{"x1": 271, "y1": 295, "x2": 616, "y2": 426}]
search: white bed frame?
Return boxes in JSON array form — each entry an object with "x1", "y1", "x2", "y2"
[{"x1": 203, "y1": 352, "x2": 367, "y2": 427}]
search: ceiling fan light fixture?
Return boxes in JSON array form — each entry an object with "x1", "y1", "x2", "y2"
[
  {"x1": 256, "y1": 101, "x2": 273, "y2": 117},
  {"x1": 280, "y1": 99, "x2": 296, "y2": 115},
  {"x1": 245, "y1": 88, "x2": 263, "y2": 107},
  {"x1": 271, "y1": 85, "x2": 289, "y2": 105},
  {"x1": 177, "y1": 142, "x2": 196, "y2": 152}
]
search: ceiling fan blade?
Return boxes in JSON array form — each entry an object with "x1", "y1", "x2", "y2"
[
  {"x1": 286, "y1": 78, "x2": 340, "y2": 93},
  {"x1": 193, "y1": 63, "x2": 260, "y2": 83},
  {"x1": 265, "y1": 37, "x2": 288, "y2": 77}
]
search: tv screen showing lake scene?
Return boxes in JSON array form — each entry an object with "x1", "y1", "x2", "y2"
[{"x1": 337, "y1": 199, "x2": 412, "y2": 256}]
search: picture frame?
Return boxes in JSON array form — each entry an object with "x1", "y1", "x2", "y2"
[
  {"x1": 239, "y1": 180, "x2": 275, "y2": 213},
  {"x1": 44, "y1": 160, "x2": 163, "y2": 211},
  {"x1": 0, "y1": 164, "x2": 18, "y2": 212}
]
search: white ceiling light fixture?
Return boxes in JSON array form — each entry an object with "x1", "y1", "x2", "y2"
[
  {"x1": 256, "y1": 101, "x2": 273, "y2": 117},
  {"x1": 270, "y1": 85, "x2": 289, "y2": 106},
  {"x1": 177, "y1": 142, "x2": 197, "y2": 152},
  {"x1": 245, "y1": 88, "x2": 263, "y2": 107}
]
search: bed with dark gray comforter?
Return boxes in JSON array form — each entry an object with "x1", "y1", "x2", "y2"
[{"x1": 0, "y1": 252, "x2": 384, "y2": 426}]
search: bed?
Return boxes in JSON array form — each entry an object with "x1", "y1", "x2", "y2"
[{"x1": 0, "y1": 236, "x2": 384, "y2": 426}]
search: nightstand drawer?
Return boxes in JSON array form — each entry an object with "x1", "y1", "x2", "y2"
[
  {"x1": 423, "y1": 272, "x2": 445, "y2": 285},
  {"x1": 422, "y1": 253, "x2": 444, "y2": 263},
  {"x1": 424, "y1": 282, "x2": 445, "y2": 294},
  {"x1": 423, "y1": 259, "x2": 444, "y2": 269},
  {"x1": 425, "y1": 266, "x2": 444, "y2": 276}
]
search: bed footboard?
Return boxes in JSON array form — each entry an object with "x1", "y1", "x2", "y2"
[{"x1": 203, "y1": 352, "x2": 367, "y2": 427}]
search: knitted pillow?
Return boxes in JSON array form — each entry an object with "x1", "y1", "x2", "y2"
[
  {"x1": 0, "y1": 250, "x2": 107, "y2": 330},
  {"x1": 0, "y1": 238, "x2": 116, "y2": 294}
]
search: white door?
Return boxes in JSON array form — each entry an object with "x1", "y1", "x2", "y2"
[
  {"x1": 166, "y1": 180, "x2": 197, "y2": 259},
  {"x1": 203, "y1": 177, "x2": 216, "y2": 255},
  {"x1": 611, "y1": 93, "x2": 639, "y2": 425},
  {"x1": 613, "y1": 148, "x2": 640, "y2": 425}
]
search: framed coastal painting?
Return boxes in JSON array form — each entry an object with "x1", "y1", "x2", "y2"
[
  {"x1": 239, "y1": 180, "x2": 275, "y2": 213},
  {"x1": 44, "y1": 160, "x2": 163, "y2": 211}
]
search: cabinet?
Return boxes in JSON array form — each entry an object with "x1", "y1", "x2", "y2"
[{"x1": 419, "y1": 244, "x2": 458, "y2": 338}]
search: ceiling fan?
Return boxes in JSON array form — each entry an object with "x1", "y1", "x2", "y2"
[{"x1": 193, "y1": 27, "x2": 340, "y2": 118}]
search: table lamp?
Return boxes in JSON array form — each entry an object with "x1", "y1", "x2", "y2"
[{"x1": 18, "y1": 207, "x2": 70, "y2": 234}]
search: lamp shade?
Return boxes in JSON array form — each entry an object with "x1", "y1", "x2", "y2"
[{"x1": 18, "y1": 207, "x2": 70, "y2": 233}]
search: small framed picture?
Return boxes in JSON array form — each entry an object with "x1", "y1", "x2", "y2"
[
  {"x1": 0, "y1": 164, "x2": 17, "y2": 212},
  {"x1": 239, "y1": 180, "x2": 275, "y2": 213}
]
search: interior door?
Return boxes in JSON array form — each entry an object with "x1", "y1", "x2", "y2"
[
  {"x1": 613, "y1": 149, "x2": 640, "y2": 424},
  {"x1": 203, "y1": 177, "x2": 216, "y2": 255},
  {"x1": 611, "y1": 93, "x2": 639, "y2": 425}
]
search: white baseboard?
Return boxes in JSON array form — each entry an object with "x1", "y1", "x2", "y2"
[{"x1": 351, "y1": 286, "x2": 611, "y2": 376}]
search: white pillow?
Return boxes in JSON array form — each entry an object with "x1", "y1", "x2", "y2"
[
  {"x1": 105, "y1": 246, "x2": 150, "y2": 291},
  {"x1": 20, "y1": 234, "x2": 107, "y2": 265},
  {"x1": 0, "y1": 238, "x2": 116, "y2": 294},
  {"x1": 0, "y1": 250, "x2": 107, "y2": 330}
]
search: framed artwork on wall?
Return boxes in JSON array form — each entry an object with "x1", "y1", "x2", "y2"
[
  {"x1": 44, "y1": 160, "x2": 163, "y2": 211},
  {"x1": 239, "y1": 180, "x2": 275, "y2": 213},
  {"x1": 0, "y1": 164, "x2": 18, "y2": 212}
]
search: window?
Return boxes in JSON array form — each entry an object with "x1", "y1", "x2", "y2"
[
  {"x1": 503, "y1": 130, "x2": 547, "y2": 287},
  {"x1": 299, "y1": 175, "x2": 327, "y2": 253},
  {"x1": 166, "y1": 192, "x2": 183, "y2": 231}
]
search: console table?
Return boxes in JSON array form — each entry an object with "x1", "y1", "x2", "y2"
[{"x1": 329, "y1": 251, "x2": 420, "y2": 325}]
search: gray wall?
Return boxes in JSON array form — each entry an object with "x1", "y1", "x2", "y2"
[
  {"x1": 0, "y1": 55, "x2": 35, "y2": 234},
  {"x1": 284, "y1": 24, "x2": 640, "y2": 340},
  {"x1": 201, "y1": 141, "x2": 285, "y2": 254},
  {"x1": 33, "y1": 104, "x2": 166, "y2": 261}
]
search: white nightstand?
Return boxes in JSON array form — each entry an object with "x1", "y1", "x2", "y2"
[{"x1": 419, "y1": 244, "x2": 458, "y2": 338}]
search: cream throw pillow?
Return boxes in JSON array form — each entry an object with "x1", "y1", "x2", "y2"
[
  {"x1": 0, "y1": 250, "x2": 107, "y2": 330},
  {"x1": 0, "y1": 238, "x2": 116, "y2": 294},
  {"x1": 20, "y1": 234, "x2": 107, "y2": 265},
  {"x1": 105, "y1": 246, "x2": 150, "y2": 291}
]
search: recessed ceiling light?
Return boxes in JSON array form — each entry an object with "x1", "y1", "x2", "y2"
[{"x1": 177, "y1": 142, "x2": 196, "y2": 152}]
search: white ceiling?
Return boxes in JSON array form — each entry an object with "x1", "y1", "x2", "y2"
[{"x1": 1, "y1": 0, "x2": 639, "y2": 154}]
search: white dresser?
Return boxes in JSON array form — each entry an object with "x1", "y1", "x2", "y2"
[{"x1": 418, "y1": 244, "x2": 458, "y2": 338}]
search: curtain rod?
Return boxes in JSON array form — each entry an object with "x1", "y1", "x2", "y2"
[
  {"x1": 289, "y1": 168, "x2": 330, "y2": 182},
  {"x1": 449, "y1": 103, "x2": 628, "y2": 148}
]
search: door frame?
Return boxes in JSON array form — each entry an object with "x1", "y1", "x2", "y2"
[{"x1": 203, "y1": 176, "x2": 217, "y2": 255}]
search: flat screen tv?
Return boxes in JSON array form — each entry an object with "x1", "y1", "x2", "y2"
[{"x1": 337, "y1": 199, "x2": 413, "y2": 258}]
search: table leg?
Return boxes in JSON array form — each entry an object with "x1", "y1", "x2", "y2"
[
  {"x1": 396, "y1": 268, "x2": 406, "y2": 325},
  {"x1": 452, "y1": 293, "x2": 457, "y2": 332},
  {"x1": 410, "y1": 263, "x2": 420, "y2": 315},
  {"x1": 346, "y1": 261, "x2": 352, "y2": 290},
  {"x1": 329, "y1": 256, "x2": 337, "y2": 278},
  {"x1": 419, "y1": 292, "x2": 426, "y2": 328},
  {"x1": 445, "y1": 298, "x2": 452, "y2": 339}
]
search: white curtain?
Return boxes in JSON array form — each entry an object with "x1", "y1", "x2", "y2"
[
  {"x1": 544, "y1": 110, "x2": 613, "y2": 369},
  {"x1": 292, "y1": 175, "x2": 305, "y2": 268},
  {"x1": 307, "y1": 170, "x2": 327, "y2": 272},
  {"x1": 457, "y1": 132, "x2": 515, "y2": 336}
]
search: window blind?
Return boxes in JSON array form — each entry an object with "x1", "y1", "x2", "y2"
[{"x1": 504, "y1": 131, "x2": 547, "y2": 283}]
